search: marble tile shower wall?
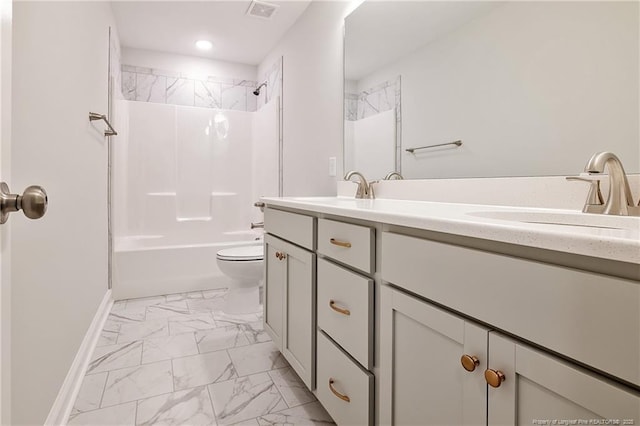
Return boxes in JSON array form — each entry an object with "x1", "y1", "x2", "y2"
[
  {"x1": 109, "y1": 33, "x2": 122, "y2": 100},
  {"x1": 122, "y1": 65, "x2": 259, "y2": 112},
  {"x1": 345, "y1": 76, "x2": 401, "y2": 121}
]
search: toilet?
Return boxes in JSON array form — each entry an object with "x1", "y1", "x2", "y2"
[{"x1": 216, "y1": 244, "x2": 264, "y2": 314}]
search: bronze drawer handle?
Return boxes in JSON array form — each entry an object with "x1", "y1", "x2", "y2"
[
  {"x1": 329, "y1": 378, "x2": 350, "y2": 402},
  {"x1": 329, "y1": 300, "x2": 351, "y2": 316},
  {"x1": 330, "y1": 238, "x2": 352, "y2": 248}
]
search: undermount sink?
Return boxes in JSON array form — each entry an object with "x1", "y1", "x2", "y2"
[{"x1": 467, "y1": 210, "x2": 640, "y2": 232}]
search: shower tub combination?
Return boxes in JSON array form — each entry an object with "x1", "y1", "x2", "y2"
[{"x1": 111, "y1": 99, "x2": 279, "y2": 300}]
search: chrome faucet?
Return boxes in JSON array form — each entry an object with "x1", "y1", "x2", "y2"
[
  {"x1": 384, "y1": 171, "x2": 404, "y2": 180},
  {"x1": 569, "y1": 152, "x2": 638, "y2": 216},
  {"x1": 344, "y1": 171, "x2": 374, "y2": 199}
]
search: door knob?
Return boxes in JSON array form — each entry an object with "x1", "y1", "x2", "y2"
[{"x1": 0, "y1": 182, "x2": 48, "y2": 224}]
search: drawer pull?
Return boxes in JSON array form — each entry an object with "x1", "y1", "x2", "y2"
[
  {"x1": 330, "y1": 238, "x2": 352, "y2": 248},
  {"x1": 329, "y1": 300, "x2": 351, "y2": 316},
  {"x1": 460, "y1": 354, "x2": 480, "y2": 372},
  {"x1": 329, "y1": 378, "x2": 351, "y2": 402},
  {"x1": 484, "y1": 369, "x2": 506, "y2": 388}
]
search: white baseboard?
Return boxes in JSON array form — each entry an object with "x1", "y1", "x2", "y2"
[{"x1": 44, "y1": 290, "x2": 113, "y2": 426}]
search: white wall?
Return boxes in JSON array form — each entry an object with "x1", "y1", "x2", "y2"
[
  {"x1": 0, "y1": 0, "x2": 11, "y2": 422},
  {"x1": 251, "y1": 97, "x2": 280, "y2": 222},
  {"x1": 12, "y1": 2, "x2": 114, "y2": 423},
  {"x1": 357, "y1": 2, "x2": 639, "y2": 178},
  {"x1": 122, "y1": 47, "x2": 257, "y2": 82},
  {"x1": 259, "y1": 1, "x2": 353, "y2": 196}
]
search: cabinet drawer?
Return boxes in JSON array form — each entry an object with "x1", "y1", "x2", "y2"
[
  {"x1": 316, "y1": 331, "x2": 373, "y2": 426},
  {"x1": 264, "y1": 208, "x2": 315, "y2": 250},
  {"x1": 317, "y1": 258, "x2": 373, "y2": 369},
  {"x1": 317, "y1": 218, "x2": 374, "y2": 274},
  {"x1": 381, "y1": 231, "x2": 640, "y2": 387}
]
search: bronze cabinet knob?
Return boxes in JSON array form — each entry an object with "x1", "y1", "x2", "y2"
[
  {"x1": 460, "y1": 354, "x2": 480, "y2": 372},
  {"x1": 484, "y1": 369, "x2": 506, "y2": 388}
]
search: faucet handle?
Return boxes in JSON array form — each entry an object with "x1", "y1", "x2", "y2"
[
  {"x1": 368, "y1": 180, "x2": 379, "y2": 199},
  {"x1": 566, "y1": 174, "x2": 604, "y2": 209}
]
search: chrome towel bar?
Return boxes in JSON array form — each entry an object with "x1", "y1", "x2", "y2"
[
  {"x1": 89, "y1": 112, "x2": 118, "y2": 136},
  {"x1": 405, "y1": 140, "x2": 462, "y2": 153}
]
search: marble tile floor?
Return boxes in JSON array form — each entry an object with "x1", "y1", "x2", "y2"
[{"x1": 68, "y1": 289, "x2": 335, "y2": 426}]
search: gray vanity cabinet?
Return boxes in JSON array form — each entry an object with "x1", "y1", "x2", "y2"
[
  {"x1": 264, "y1": 208, "x2": 316, "y2": 390},
  {"x1": 379, "y1": 285, "x2": 489, "y2": 425},
  {"x1": 380, "y1": 231, "x2": 640, "y2": 425},
  {"x1": 264, "y1": 235, "x2": 285, "y2": 349},
  {"x1": 487, "y1": 332, "x2": 640, "y2": 424},
  {"x1": 380, "y1": 285, "x2": 640, "y2": 425},
  {"x1": 262, "y1": 202, "x2": 640, "y2": 425}
]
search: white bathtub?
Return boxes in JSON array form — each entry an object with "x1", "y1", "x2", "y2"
[{"x1": 112, "y1": 232, "x2": 262, "y2": 300}]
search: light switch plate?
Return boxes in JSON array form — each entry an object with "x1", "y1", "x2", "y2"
[{"x1": 329, "y1": 157, "x2": 337, "y2": 177}]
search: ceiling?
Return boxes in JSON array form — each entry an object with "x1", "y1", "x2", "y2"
[{"x1": 111, "y1": 1, "x2": 312, "y2": 66}]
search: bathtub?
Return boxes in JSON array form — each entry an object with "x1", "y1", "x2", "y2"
[{"x1": 112, "y1": 232, "x2": 262, "y2": 300}]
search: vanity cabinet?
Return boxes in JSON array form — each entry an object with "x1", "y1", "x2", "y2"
[
  {"x1": 264, "y1": 209, "x2": 316, "y2": 390},
  {"x1": 486, "y1": 332, "x2": 640, "y2": 424},
  {"x1": 381, "y1": 231, "x2": 640, "y2": 425},
  {"x1": 262, "y1": 201, "x2": 639, "y2": 426},
  {"x1": 381, "y1": 231, "x2": 640, "y2": 388},
  {"x1": 379, "y1": 285, "x2": 488, "y2": 425},
  {"x1": 380, "y1": 285, "x2": 640, "y2": 425}
]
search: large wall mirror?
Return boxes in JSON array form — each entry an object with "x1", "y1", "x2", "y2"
[{"x1": 344, "y1": 1, "x2": 639, "y2": 180}]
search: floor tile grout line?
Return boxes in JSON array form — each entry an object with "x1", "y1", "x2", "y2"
[
  {"x1": 170, "y1": 357, "x2": 176, "y2": 393},
  {"x1": 206, "y1": 382, "x2": 220, "y2": 424},
  {"x1": 265, "y1": 371, "x2": 289, "y2": 410},
  {"x1": 90, "y1": 356, "x2": 173, "y2": 379},
  {"x1": 98, "y1": 370, "x2": 110, "y2": 409},
  {"x1": 139, "y1": 338, "x2": 144, "y2": 365},
  {"x1": 89, "y1": 362, "x2": 174, "y2": 412}
]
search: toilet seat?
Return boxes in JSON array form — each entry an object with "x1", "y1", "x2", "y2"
[{"x1": 216, "y1": 245, "x2": 263, "y2": 261}]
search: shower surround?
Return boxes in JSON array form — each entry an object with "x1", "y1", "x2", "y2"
[
  {"x1": 112, "y1": 99, "x2": 279, "y2": 299},
  {"x1": 122, "y1": 65, "x2": 259, "y2": 111}
]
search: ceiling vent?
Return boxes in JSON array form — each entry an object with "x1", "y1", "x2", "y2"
[{"x1": 246, "y1": 0, "x2": 279, "y2": 19}]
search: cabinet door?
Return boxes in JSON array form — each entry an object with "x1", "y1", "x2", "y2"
[
  {"x1": 379, "y1": 285, "x2": 488, "y2": 425},
  {"x1": 264, "y1": 234, "x2": 286, "y2": 349},
  {"x1": 263, "y1": 234, "x2": 316, "y2": 390},
  {"x1": 487, "y1": 332, "x2": 640, "y2": 425},
  {"x1": 282, "y1": 240, "x2": 316, "y2": 390}
]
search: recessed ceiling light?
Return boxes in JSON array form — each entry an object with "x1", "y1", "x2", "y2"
[{"x1": 195, "y1": 40, "x2": 213, "y2": 51}]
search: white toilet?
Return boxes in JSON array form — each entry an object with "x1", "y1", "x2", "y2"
[{"x1": 216, "y1": 244, "x2": 264, "y2": 314}]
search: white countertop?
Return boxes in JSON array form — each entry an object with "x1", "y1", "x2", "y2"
[{"x1": 261, "y1": 196, "x2": 640, "y2": 265}]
